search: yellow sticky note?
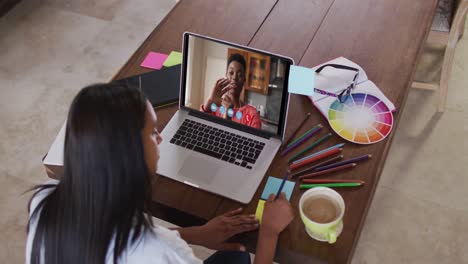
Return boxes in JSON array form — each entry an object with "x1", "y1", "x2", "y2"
[
  {"x1": 255, "y1": 200, "x2": 266, "y2": 224},
  {"x1": 163, "y1": 51, "x2": 182, "y2": 67}
]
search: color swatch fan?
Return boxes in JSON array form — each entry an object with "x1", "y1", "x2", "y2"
[{"x1": 328, "y1": 93, "x2": 393, "y2": 144}]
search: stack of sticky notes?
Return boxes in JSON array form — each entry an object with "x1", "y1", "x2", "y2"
[
  {"x1": 140, "y1": 51, "x2": 183, "y2": 70},
  {"x1": 255, "y1": 176, "x2": 296, "y2": 223}
]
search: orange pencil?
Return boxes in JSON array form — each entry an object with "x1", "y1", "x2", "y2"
[
  {"x1": 290, "y1": 148, "x2": 343, "y2": 170},
  {"x1": 298, "y1": 163, "x2": 356, "y2": 179},
  {"x1": 301, "y1": 179, "x2": 364, "y2": 184}
]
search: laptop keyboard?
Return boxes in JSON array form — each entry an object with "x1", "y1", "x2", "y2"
[{"x1": 169, "y1": 119, "x2": 265, "y2": 169}]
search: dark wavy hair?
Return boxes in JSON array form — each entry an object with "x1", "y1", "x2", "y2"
[
  {"x1": 227, "y1": 53, "x2": 246, "y2": 72},
  {"x1": 27, "y1": 82, "x2": 154, "y2": 264}
]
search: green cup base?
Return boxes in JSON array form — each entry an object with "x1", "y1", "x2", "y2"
[{"x1": 305, "y1": 221, "x2": 343, "y2": 243}]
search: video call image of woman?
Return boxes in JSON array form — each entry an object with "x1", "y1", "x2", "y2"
[{"x1": 201, "y1": 53, "x2": 261, "y2": 129}]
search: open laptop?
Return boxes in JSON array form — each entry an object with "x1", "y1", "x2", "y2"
[{"x1": 157, "y1": 32, "x2": 293, "y2": 204}]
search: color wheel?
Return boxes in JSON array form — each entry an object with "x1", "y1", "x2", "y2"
[{"x1": 328, "y1": 93, "x2": 393, "y2": 144}]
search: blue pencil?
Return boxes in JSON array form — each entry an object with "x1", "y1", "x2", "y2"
[
  {"x1": 275, "y1": 170, "x2": 290, "y2": 200},
  {"x1": 291, "y1": 143, "x2": 346, "y2": 164}
]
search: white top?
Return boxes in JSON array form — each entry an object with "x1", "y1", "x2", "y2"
[{"x1": 26, "y1": 181, "x2": 203, "y2": 264}]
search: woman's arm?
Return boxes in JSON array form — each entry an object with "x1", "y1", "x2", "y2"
[
  {"x1": 253, "y1": 228, "x2": 279, "y2": 264},
  {"x1": 254, "y1": 193, "x2": 294, "y2": 264},
  {"x1": 175, "y1": 226, "x2": 209, "y2": 247},
  {"x1": 174, "y1": 208, "x2": 258, "y2": 251}
]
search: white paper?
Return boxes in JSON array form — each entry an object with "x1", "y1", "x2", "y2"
[
  {"x1": 309, "y1": 57, "x2": 395, "y2": 118},
  {"x1": 312, "y1": 57, "x2": 368, "y2": 103},
  {"x1": 43, "y1": 121, "x2": 66, "y2": 166}
]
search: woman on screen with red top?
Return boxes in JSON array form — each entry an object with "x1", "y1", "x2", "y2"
[{"x1": 201, "y1": 53, "x2": 262, "y2": 129}]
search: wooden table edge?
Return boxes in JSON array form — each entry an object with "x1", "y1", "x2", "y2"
[
  {"x1": 109, "y1": 0, "x2": 182, "y2": 82},
  {"x1": 344, "y1": 1, "x2": 440, "y2": 262}
]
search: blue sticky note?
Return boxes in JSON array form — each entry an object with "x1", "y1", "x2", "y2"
[
  {"x1": 261, "y1": 176, "x2": 295, "y2": 201},
  {"x1": 288, "y1": 65, "x2": 315, "y2": 97}
]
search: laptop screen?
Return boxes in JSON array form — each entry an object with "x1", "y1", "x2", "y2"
[{"x1": 181, "y1": 33, "x2": 292, "y2": 136}]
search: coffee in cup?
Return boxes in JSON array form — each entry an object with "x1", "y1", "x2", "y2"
[{"x1": 302, "y1": 196, "x2": 340, "y2": 224}]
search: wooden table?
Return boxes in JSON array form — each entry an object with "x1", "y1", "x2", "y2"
[{"x1": 111, "y1": 0, "x2": 438, "y2": 263}]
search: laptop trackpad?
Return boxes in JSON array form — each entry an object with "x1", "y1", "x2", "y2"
[{"x1": 178, "y1": 156, "x2": 218, "y2": 184}]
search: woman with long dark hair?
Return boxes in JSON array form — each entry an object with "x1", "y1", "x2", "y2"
[{"x1": 27, "y1": 83, "x2": 293, "y2": 264}]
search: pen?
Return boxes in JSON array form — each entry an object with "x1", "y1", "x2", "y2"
[{"x1": 275, "y1": 169, "x2": 290, "y2": 200}]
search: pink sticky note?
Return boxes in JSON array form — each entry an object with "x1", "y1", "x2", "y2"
[{"x1": 140, "y1": 52, "x2": 168, "y2": 70}]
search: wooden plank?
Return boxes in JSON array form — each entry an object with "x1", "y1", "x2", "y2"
[
  {"x1": 111, "y1": 0, "x2": 278, "y2": 219},
  {"x1": 428, "y1": 30, "x2": 449, "y2": 45},
  {"x1": 216, "y1": 0, "x2": 438, "y2": 263},
  {"x1": 113, "y1": 0, "x2": 278, "y2": 80},
  {"x1": 412, "y1": 81, "x2": 439, "y2": 91},
  {"x1": 247, "y1": 0, "x2": 335, "y2": 62},
  {"x1": 300, "y1": 0, "x2": 438, "y2": 108},
  {"x1": 290, "y1": 0, "x2": 439, "y2": 263}
]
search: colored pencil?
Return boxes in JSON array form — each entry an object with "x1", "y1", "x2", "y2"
[
  {"x1": 300, "y1": 182, "x2": 363, "y2": 189},
  {"x1": 287, "y1": 124, "x2": 322, "y2": 148},
  {"x1": 314, "y1": 154, "x2": 372, "y2": 171},
  {"x1": 301, "y1": 179, "x2": 365, "y2": 184},
  {"x1": 291, "y1": 155, "x2": 344, "y2": 178},
  {"x1": 287, "y1": 122, "x2": 317, "y2": 148},
  {"x1": 298, "y1": 163, "x2": 356, "y2": 179},
  {"x1": 281, "y1": 125, "x2": 323, "y2": 156},
  {"x1": 287, "y1": 133, "x2": 332, "y2": 162},
  {"x1": 275, "y1": 170, "x2": 290, "y2": 200},
  {"x1": 290, "y1": 148, "x2": 343, "y2": 170},
  {"x1": 282, "y1": 113, "x2": 311, "y2": 147},
  {"x1": 291, "y1": 143, "x2": 346, "y2": 164}
]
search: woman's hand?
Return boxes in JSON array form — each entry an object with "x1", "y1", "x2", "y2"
[
  {"x1": 220, "y1": 89, "x2": 236, "y2": 117},
  {"x1": 260, "y1": 193, "x2": 294, "y2": 236},
  {"x1": 253, "y1": 193, "x2": 294, "y2": 264},
  {"x1": 205, "y1": 78, "x2": 234, "y2": 108},
  {"x1": 193, "y1": 208, "x2": 259, "y2": 251}
]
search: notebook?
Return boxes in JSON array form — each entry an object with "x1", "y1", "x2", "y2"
[
  {"x1": 116, "y1": 64, "x2": 180, "y2": 108},
  {"x1": 309, "y1": 57, "x2": 396, "y2": 144},
  {"x1": 43, "y1": 65, "x2": 181, "y2": 167},
  {"x1": 309, "y1": 57, "x2": 396, "y2": 117}
]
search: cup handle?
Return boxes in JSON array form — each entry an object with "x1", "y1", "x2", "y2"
[{"x1": 327, "y1": 227, "x2": 337, "y2": 244}]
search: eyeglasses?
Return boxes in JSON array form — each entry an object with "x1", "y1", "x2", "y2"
[{"x1": 314, "y1": 64, "x2": 359, "y2": 103}]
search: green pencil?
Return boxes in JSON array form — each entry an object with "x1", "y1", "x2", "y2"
[
  {"x1": 288, "y1": 133, "x2": 332, "y2": 162},
  {"x1": 300, "y1": 183, "x2": 363, "y2": 188},
  {"x1": 287, "y1": 124, "x2": 321, "y2": 148}
]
